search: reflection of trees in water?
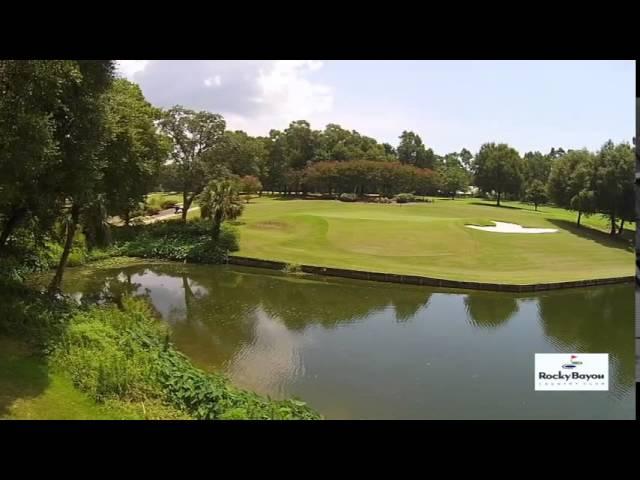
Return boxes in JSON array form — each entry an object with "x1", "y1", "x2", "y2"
[
  {"x1": 166, "y1": 269, "x2": 428, "y2": 369},
  {"x1": 463, "y1": 293, "x2": 519, "y2": 330},
  {"x1": 167, "y1": 272, "x2": 257, "y2": 368},
  {"x1": 164, "y1": 267, "x2": 431, "y2": 332},
  {"x1": 537, "y1": 285, "x2": 634, "y2": 392},
  {"x1": 66, "y1": 269, "x2": 143, "y2": 306},
  {"x1": 69, "y1": 264, "x2": 431, "y2": 369},
  {"x1": 256, "y1": 276, "x2": 430, "y2": 330},
  {"x1": 392, "y1": 295, "x2": 430, "y2": 322}
]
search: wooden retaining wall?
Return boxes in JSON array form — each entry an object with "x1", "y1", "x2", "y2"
[{"x1": 227, "y1": 256, "x2": 634, "y2": 293}]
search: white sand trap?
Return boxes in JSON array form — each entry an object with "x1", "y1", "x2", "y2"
[{"x1": 465, "y1": 221, "x2": 558, "y2": 234}]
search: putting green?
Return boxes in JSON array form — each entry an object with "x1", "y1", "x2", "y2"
[{"x1": 233, "y1": 197, "x2": 634, "y2": 284}]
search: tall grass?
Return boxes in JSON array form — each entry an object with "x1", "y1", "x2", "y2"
[{"x1": 48, "y1": 296, "x2": 320, "y2": 419}]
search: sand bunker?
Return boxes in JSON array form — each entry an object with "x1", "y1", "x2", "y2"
[{"x1": 465, "y1": 221, "x2": 558, "y2": 234}]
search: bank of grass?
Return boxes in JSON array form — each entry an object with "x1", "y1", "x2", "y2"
[
  {"x1": 0, "y1": 337, "x2": 182, "y2": 420},
  {"x1": 232, "y1": 196, "x2": 634, "y2": 284},
  {"x1": 0, "y1": 281, "x2": 320, "y2": 420}
]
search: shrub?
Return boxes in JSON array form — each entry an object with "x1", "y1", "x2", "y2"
[
  {"x1": 339, "y1": 193, "x2": 358, "y2": 202},
  {"x1": 144, "y1": 205, "x2": 161, "y2": 216},
  {"x1": 395, "y1": 193, "x2": 415, "y2": 204},
  {"x1": 112, "y1": 219, "x2": 239, "y2": 264},
  {"x1": 160, "y1": 200, "x2": 177, "y2": 210},
  {"x1": 282, "y1": 263, "x2": 303, "y2": 274},
  {"x1": 49, "y1": 296, "x2": 321, "y2": 419},
  {"x1": 0, "y1": 281, "x2": 74, "y2": 349}
]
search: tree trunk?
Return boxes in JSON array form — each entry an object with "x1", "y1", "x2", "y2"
[
  {"x1": 48, "y1": 204, "x2": 80, "y2": 295},
  {"x1": 577, "y1": 211, "x2": 582, "y2": 227},
  {"x1": 212, "y1": 210, "x2": 223, "y2": 240},
  {"x1": 534, "y1": 203, "x2": 538, "y2": 211},
  {"x1": 496, "y1": 192, "x2": 501, "y2": 207},
  {"x1": 610, "y1": 213, "x2": 617, "y2": 236},
  {"x1": 123, "y1": 209, "x2": 130, "y2": 227},
  {"x1": 0, "y1": 206, "x2": 27, "y2": 250},
  {"x1": 181, "y1": 194, "x2": 193, "y2": 222},
  {"x1": 618, "y1": 219, "x2": 625, "y2": 235}
]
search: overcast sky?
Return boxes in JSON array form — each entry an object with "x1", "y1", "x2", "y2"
[{"x1": 117, "y1": 60, "x2": 635, "y2": 154}]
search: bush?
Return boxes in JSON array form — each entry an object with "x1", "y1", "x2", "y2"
[
  {"x1": 339, "y1": 193, "x2": 358, "y2": 202},
  {"x1": 282, "y1": 263, "x2": 303, "y2": 274},
  {"x1": 144, "y1": 205, "x2": 161, "y2": 216},
  {"x1": 0, "y1": 281, "x2": 74, "y2": 348},
  {"x1": 395, "y1": 193, "x2": 415, "y2": 204},
  {"x1": 112, "y1": 219, "x2": 239, "y2": 264},
  {"x1": 160, "y1": 200, "x2": 177, "y2": 210},
  {"x1": 49, "y1": 296, "x2": 321, "y2": 419}
]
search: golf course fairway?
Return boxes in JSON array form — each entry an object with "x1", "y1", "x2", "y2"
[{"x1": 232, "y1": 197, "x2": 634, "y2": 284}]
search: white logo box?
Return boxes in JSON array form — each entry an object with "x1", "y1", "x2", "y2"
[{"x1": 534, "y1": 353, "x2": 609, "y2": 391}]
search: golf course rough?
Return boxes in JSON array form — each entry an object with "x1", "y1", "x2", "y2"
[{"x1": 233, "y1": 197, "x2": 634, "y2": 285}]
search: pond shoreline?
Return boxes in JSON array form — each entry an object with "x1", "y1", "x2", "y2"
[{"x1": 227, "y1": 255, "x2": 634, "y2": 292}]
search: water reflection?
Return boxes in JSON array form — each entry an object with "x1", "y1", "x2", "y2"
[
  {"x1": 536, "y1": 286, "x2": 635, "y2": 395},
  {"x1": 463, "y1": 293, "x2": 519, "y2": 329},
  {"x1": 63, "y1": 263, "x2": 635, "y2": 419}
]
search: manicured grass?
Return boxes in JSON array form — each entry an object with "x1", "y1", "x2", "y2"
[{"x1": 232, "y1": 197, "x2": 634, "y2": 284}]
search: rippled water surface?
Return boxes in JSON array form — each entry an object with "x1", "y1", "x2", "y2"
[{"x1": 63, "y1": 262, "x2": 635, "y2": 419}]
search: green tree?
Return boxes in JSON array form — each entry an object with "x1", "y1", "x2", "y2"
[
  {"x1": 198, "y1": 180, "x2": 245, "y2": 240},
  {"x1": 592, "y1": 141, "x2": 634, "y2": 235},
  {"x1": 437, "y1": 161, "x2": 469, "y2": 199},
  {"x1": 0, "y1": 60, "x2": 78, "y2": 250},
  {"x1": 100, "y1": 78, "x2": 170, "y2": 226},
  {"x1": 262, "y1": 129, "x2": 288, "y2": 193},
  {"x1": 522, "y1": 151, "x2": 551, "y2": 184},
  {"x1": 315, "y1": 124, "x2": 353, "y2": 162},
  {"x1": 156, "y1": 163, "x2": 183, "y2": 192},
  {"x1": 382, "y1": 143, "x2": 397, "y2": 160},
  {"x1": 212, "y1": 130, "x2": 266, "y2": 178},
  {"x1": 459, "y1": 148, "x2": 473, "y2": 171},
  {"x1": 548, "y1": 147, "x2": 566, "y2": 159},
  {"x1": 524, "y1": 179, "x2": 547, "y2": 211},
  {"x1": 158, "y1": 106, "x2": 226, "y2": 221},
  {"x1": 547, "y1": 149, "x2": 596, "y2": 227},
  {"x1": 282, "y1": 120, "x2": 319, "y2": 172},
  {"x1": 48, "y1": 60, "x2": 116, "y2": 294},
  {"x1": 315, "y1": 124, "x2": 388, "y2": 163},
  {"x1": 238, "y1": 175, "x2": 263, "y2": 202},
  {"x1": 472, "y1": 143, "x2": 523, "y2": 206},
  {"x1": 397, "y1": 130, "x2": 435, "y2": 169}
]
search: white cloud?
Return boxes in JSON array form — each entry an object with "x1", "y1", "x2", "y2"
[
  {"x1": 117, "y1": 60, "x2": 149, "y2": 78},
  {"x1": 116, "y1": 60, "x2": 333, "y2": 134},
  {"x1": 254, "y1": 61, "x2": 333, "y2": 120},
  {"x1": 204, "y1": 75, "x2": 222, "y2": 87}
]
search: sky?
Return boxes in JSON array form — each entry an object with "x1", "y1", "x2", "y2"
[{"x1": 117, "y1": 60, "x2": 635, "y2": 155}]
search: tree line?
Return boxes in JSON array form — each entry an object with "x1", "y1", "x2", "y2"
[
  {"x1": 472, "y1": 142, "x2": 634, "y2": 235},
  {"x1": 0, "y1": 61, "x2": 169, "y2": 292},
  {"x1": 0, "y1": 60, "x2": 634, "y2": 294}
]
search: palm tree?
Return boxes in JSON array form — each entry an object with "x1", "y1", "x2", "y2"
[{"x1": 198, "y1": 179, "x2": 244, "y2": 240}]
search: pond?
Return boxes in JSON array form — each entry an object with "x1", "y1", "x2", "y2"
[{"x1": 63, "y1": 262, "x2": 635, "y2": 419}]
